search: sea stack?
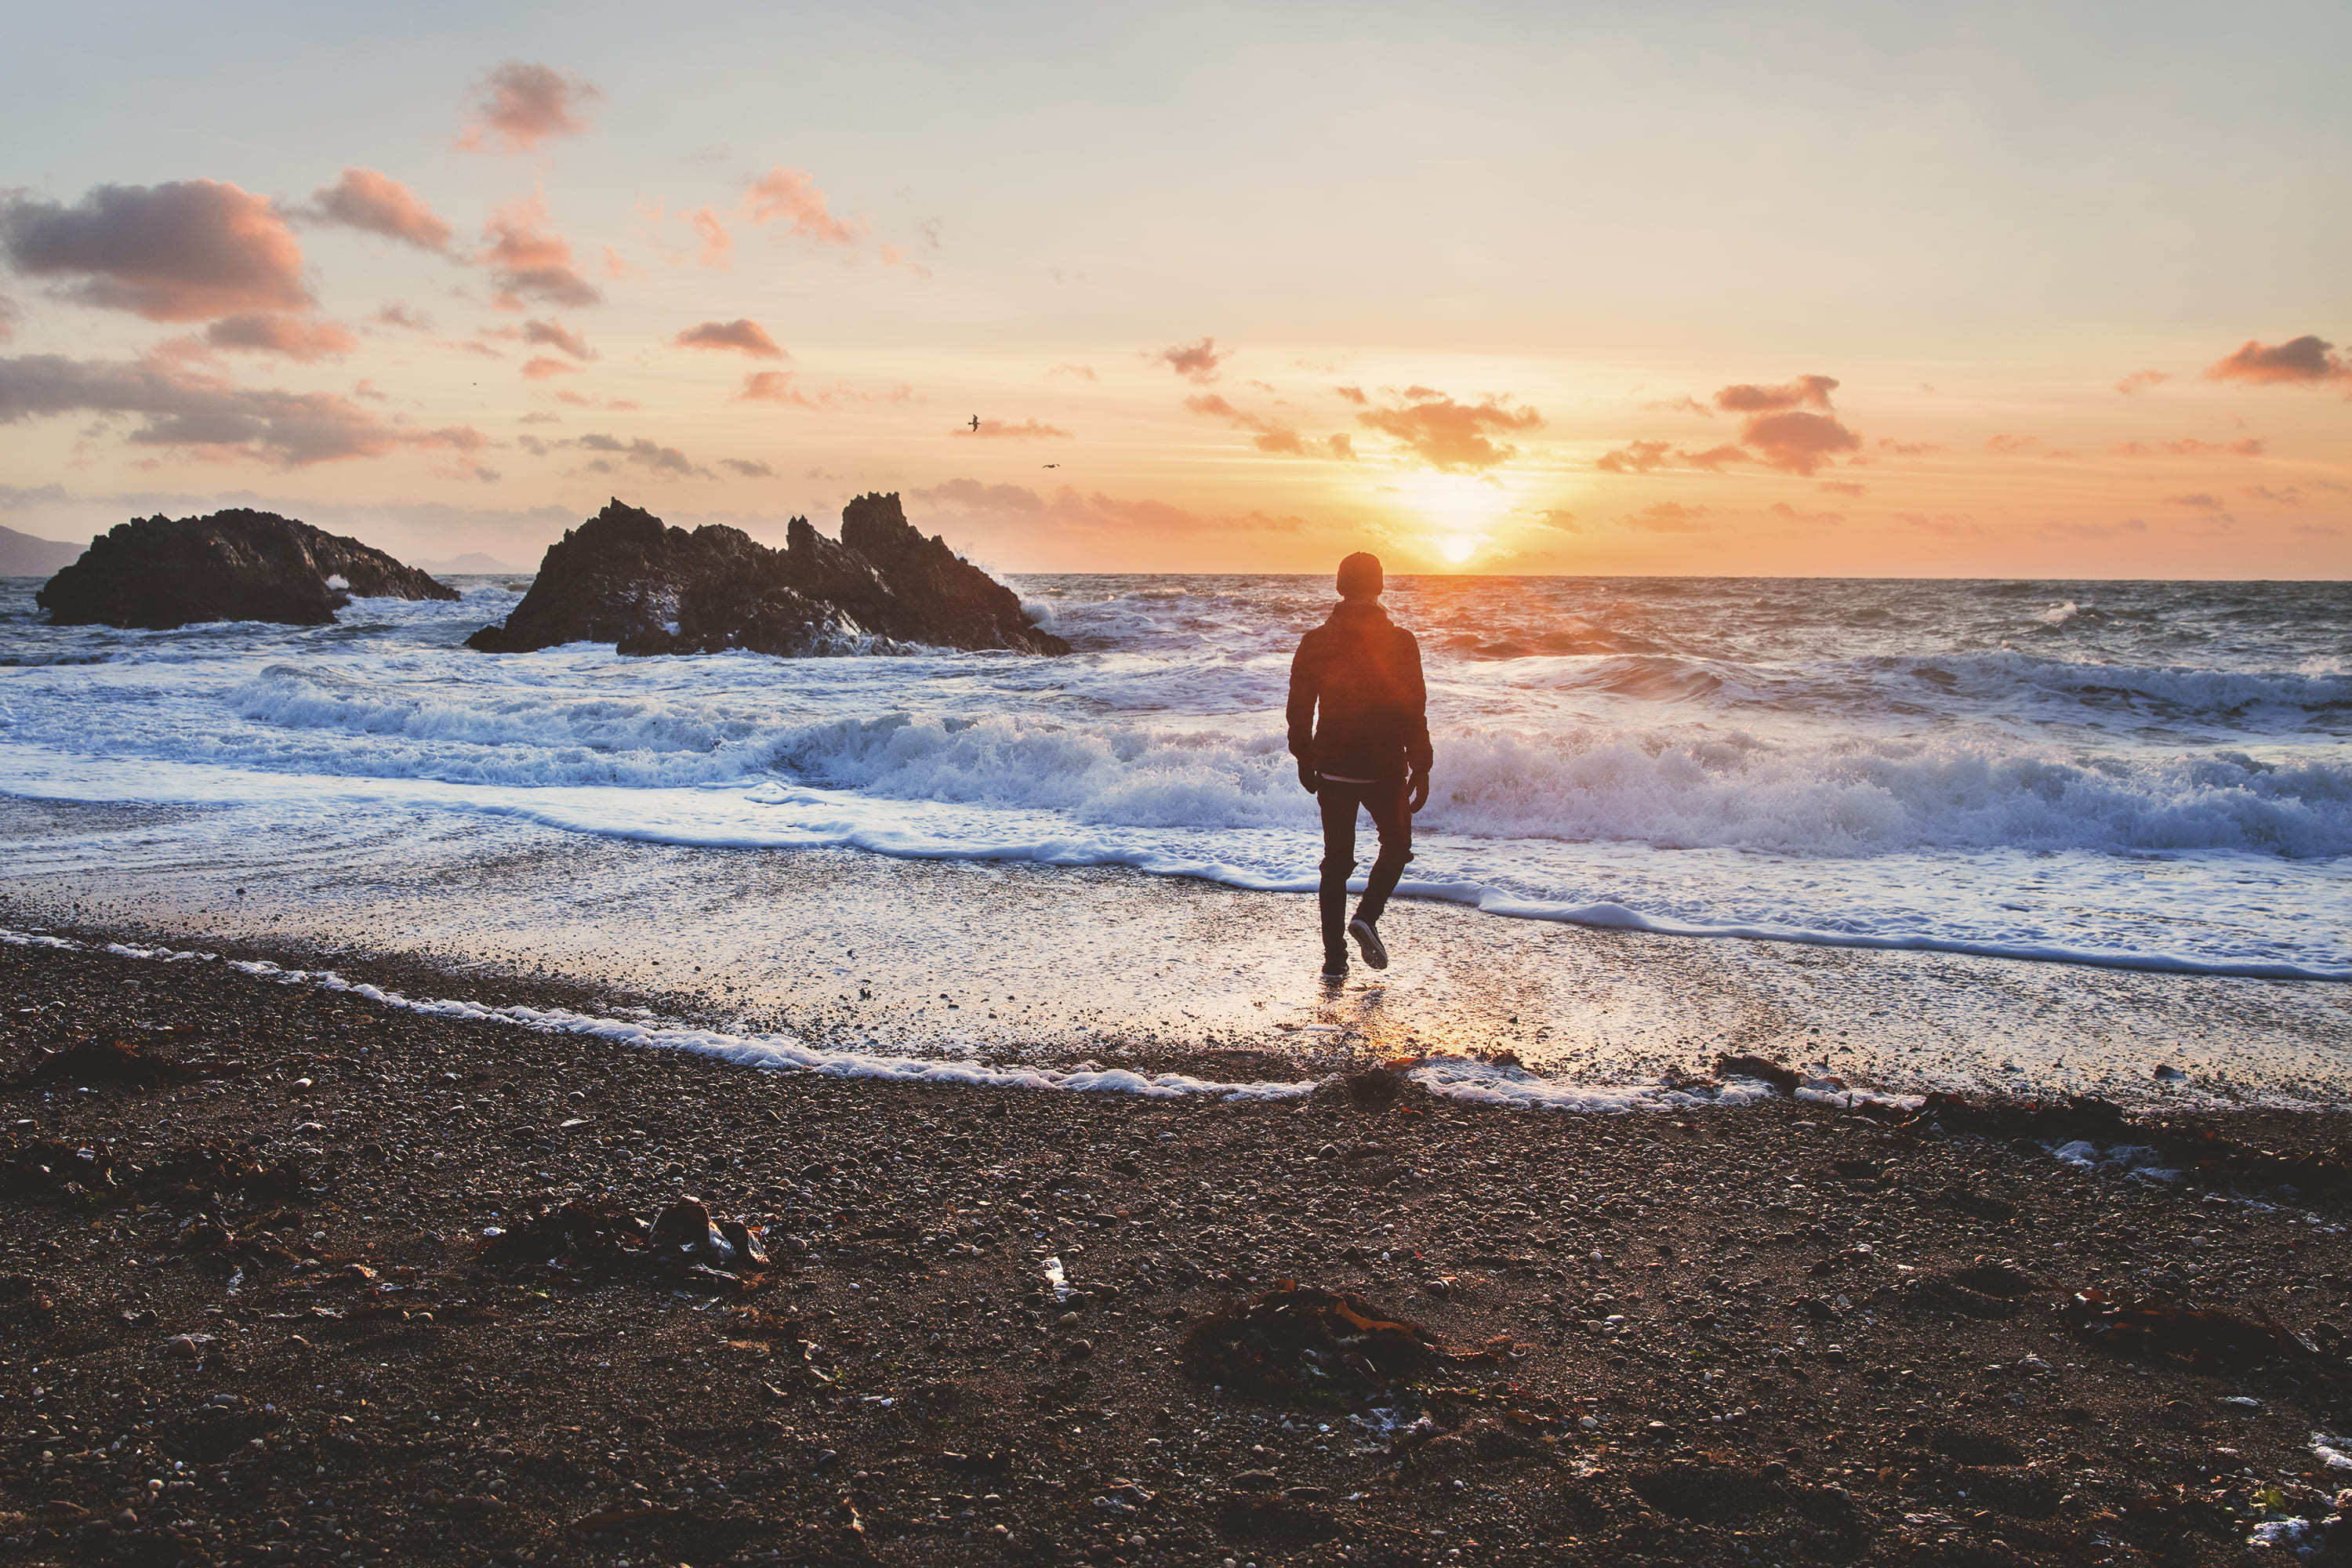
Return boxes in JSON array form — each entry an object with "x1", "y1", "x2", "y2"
[
  {"x1": 464, "y1": 493, "x2": 1069, "y2": 657},
  {"x1": 36, "y1": 510, "x2": 458, "y2": 630}
]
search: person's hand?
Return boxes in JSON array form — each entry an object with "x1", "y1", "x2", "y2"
[
  {"x1": 1296, "y1": 758, "x2": 1321, "y2": 794},
  {"x1": 1407, "y1": 768, "x2": 1431, "y2": 814}
]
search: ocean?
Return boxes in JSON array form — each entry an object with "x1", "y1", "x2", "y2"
[{"x1": 1, "y1": 571, "x2": 2345, "y2": 985}]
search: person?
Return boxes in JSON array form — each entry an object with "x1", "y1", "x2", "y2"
[{"x1": 1286, "y1": 551, "x2": 1432, "y2": 979}]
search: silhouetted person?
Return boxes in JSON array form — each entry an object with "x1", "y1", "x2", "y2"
[{"x1": 1287, "y1": 552, "x2": 1431, "y2": 978}]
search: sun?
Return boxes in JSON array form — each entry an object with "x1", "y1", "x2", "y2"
[{"x1": 1436, "y1": 534, "x2": 1478, "y2": 564}]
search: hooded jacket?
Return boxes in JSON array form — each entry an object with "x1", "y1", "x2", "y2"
[{"x1": 1286, "y1": 599, "x2": 1432, "y2": 782}]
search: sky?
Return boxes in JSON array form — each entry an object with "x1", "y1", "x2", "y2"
[{"x1": 1, "y1": 0, "x2": 2347, "y2": 578}]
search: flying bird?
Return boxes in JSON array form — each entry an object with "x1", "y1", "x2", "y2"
[
  {"x1": 1041, "y1": 463, "x2": 1059, "y2": 469},
  {"x1": 968, "y1": 415, "x2": 981, "y2": 432}
]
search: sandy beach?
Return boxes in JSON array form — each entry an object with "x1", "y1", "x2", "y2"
[{"x1": 7, "y1": 916, "x2": 2352, "y2": 1566}]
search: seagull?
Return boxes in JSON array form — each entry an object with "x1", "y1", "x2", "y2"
[
  {"x1": 968, "y1": 415, "x2": 981, "y2": 432},
  {"x1": 1041, "y1": 463, "x2": 1059, "y2": 469}
]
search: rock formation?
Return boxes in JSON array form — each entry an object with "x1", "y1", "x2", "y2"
[
  {"x1": 36, "y1": 510, "x2": 458, "y2": 630},
  {"x1": 464, "y1": 494, "x2": 1069, "y2": 657}
]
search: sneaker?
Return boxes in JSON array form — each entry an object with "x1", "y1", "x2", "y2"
[
  {"x1": 1348, "y1": 918, "x2": 1389, "y2": 971},
  {"x1": 1320, "y1": 952, "x2": 1348, "y2": 981}
]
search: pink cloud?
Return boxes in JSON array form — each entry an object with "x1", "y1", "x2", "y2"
[
  {"x1": 1159, "y1": 338, "x2": 1227, "y2": 383},
  {"x1": 459, "y1": 62, "x2": 597, "y2": 154},
  {"x1": 2114, "y1": 368, "x2": 2171, "y2": 395},
  {"x1": 374, "y1": 301, "x2": 431, "y2": 332},
  {"x1": 911, "y1": 477, "x2": 1305, "y2": 536},
  {"x1": 1766, "y1": 501, "x2": 1845, "y2": 524},
  {"x1": 0, "y1": 295, "x2": 16, "y2": 343},
  {"x1": 687, "y1": 207, "x2": 732, "y2": 269},
  {"x1": 736, "y1": 370, "x2": 826, "y2": 407},
  {"x1": 2163, "y1": 492, "x2": 2227, "y2": 510},
  {"x1": 1877, "y1": 437, "x2": 1940, "y2": 456},
  {"x1": 1047, "y1": 363, "x2": 1097, "y2": 381},
  {"x1": 0, "y1": 180, "x2": 310, "y2": 322},
  {"x1": 203, "y1": 313, "x2": 357, "y2": 362},
  {"x1": 521, "y1": 318, "x2": 593, "y2": 360},
  {"x1": 1818, "y1": 480, "x2": 1866, "y2": 496},
  {"x1": 1712, "y1": 374, "x2": 1837, "y2": 413},
  {"x1": 1740, "y1": 410, "x2": 1860, "y2": 474},
  {"x1": 677, "y1": 319, "x2": 785, "y2": 359},
  {"x1": 1358, "y1": 389, "x2": 1543, "y2": 471},
  {"x1": 2205, "y1": 335, "x2": 2349, "y2": 386},
  {"x1": 521, "y1": 356, "x2": 577, "y2": 380},
  {"x1": 601, "y1": 245, "x2": 640, "y2": 281},
  {"x1": 1984, "y1": 434, "x2": 2039, "y2": 454},
  {"x1": 477, "y1": 196, "x2": 601, "y2": 310},
  {"x1": 2109, "y1": 437, "x2": 2264, "y2": 458},
  {"x1": 956, "y1": 418, "x2": 1072, "y2": 440},
  {"x1": 743, "y1": 168, "x2": 861, "y2": 245},
  {"x1": 0, "y1": 351, "x2": 482, "y2": 466},
  {"x1": 1641, "y1": 395, "x2": 1713, "y2": 417},
  {"x1": 1334, "y1": 385, "x2": 1367, "y2": 405},
  {"x1": 1184, "y1": 392, "x2": 1349, "y2": 459},
  {"x1": 304, "y1": 169, "x2": 452, "y2": 252}
]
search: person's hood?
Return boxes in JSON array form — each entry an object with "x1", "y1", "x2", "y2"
[{"x1": 1327, "y1": 598, "x2": 1391, "y2": 628}]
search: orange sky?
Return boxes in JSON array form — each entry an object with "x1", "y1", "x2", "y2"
[{"x1": 2, "y1": 4, "x2": 2345, "y2": 578}]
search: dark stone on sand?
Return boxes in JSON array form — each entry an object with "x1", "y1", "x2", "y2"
[
  {"x1": 38, "y1": 509, "x2": 457, "y2": 629},
  {"x1": 464, "y1": 494, "x2": 1069, "y2": 657}
]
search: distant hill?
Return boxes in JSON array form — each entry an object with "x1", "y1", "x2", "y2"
[
  {"x1": 0, "y1": 524, "x2": 85, "y2": 579},
  {"x1": 416, "y1": 551, "x2": 532, "y2": 575}
]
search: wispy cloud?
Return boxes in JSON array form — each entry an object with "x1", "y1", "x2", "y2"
[
  {"x1": 301, "y1": 169, "x2": 453, "y2": 252},
  {"x1": 1357, "y1": 387, "x2": 1542, "y2": 472},
  {"x1": 459, "y1": 62, "x2": 597, "y2": 154},
  {"x1": 677, "y1": 319, "x2": 785, "y2": 359},
  {"x1": 1, "y1": 180, "x2": 310, "y2": 321}
]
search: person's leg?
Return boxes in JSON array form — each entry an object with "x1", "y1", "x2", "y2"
[
  {"x1": 1317, "y1": 783, "x2": 1360, "y2": 971},
  {"x1": 1352, "y1": 775, "x2": 1414, "y2": 929}
]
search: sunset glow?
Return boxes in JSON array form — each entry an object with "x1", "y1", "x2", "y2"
[{"x1": 0, "y1": 4, "x2": 2343, "y2": 577}]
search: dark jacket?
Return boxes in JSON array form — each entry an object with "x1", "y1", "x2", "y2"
[{"x1": 1287, "y1": 599, "x2": 1432, "y2": 782}]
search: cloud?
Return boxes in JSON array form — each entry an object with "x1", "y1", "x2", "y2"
[
  {"x1": 477, "y1": 196, "x2": 601, "y2": 310},
  {"x1": 571, "y1": 432, "x2": 700, "y2": 477},
  {"x1": 2205, "y1": 335, "x2": 2349, "y2": 386},
  {"x1": 374, "y1": 302, "x2": 431, "y2": 332},
  {"x1": 0, "y1": 295, "x2": 16, "y2": 342},
  {"x1": 1159, "y1": 337, "x2": 1227, "y2": 383},
  {"x1": 1358, "y1": 389, "x2": 1542, "y2": 472},
  {"x1": 1594, "y1": 439, "x2": 1672, "y2": 474},
  {"x1": 1531, "y1": 507, "x2": 1577, "y2": 532},
  {"x1": 2114, "y1": 369, "x2": 2171, "y2": 395},
  {"x1": 553, "y1": 390, "x2": 637, "y2": 411},
  {"x1": 743, "y1": 168, "x2": 861, "y2": 245},
  {"x1": 0, "y1": 180, "x2": 310, "y2": 322},
  {"x1": 1877, "y1": 437, "x2": 1940, "y2": 456},
  {"x1": 1895, "y1": 512, "x2": 1982, "y2": 536},
  {"x1": 0, "y1": 352, "x2": 483, "y2": 466},
  {"x1": 2163, "y1": 492, "x2": 2226, "y2": 510},
  {"x1": 736, "y1": 370, "x2": 825, "y2": 407},
  {"x1": 1984, "y1": 434, "x2": 2039, "y2": 454},
  {"x1": 719, "y1": 457, "x2": 775, "y2": 478},
  {"x1": 1624, "y1": 501, "x2": 1711, "y2": 532},
  {"x1": 1737, "y1": 411, "x2": 1858, "y2": 475},
  {"x1": 1766, "y1": 501, "x2": 1844, "y2": 524},
  {"x1": 303, "y1": 169, "x2": 452, "y2": 252},
  {"x1": 459, "y1": 62, "x2": 597, "y2": 154},
  {"x1": 686, "y1": 207, "x2": 732, "y2": 269},
  {"x1": 956, "y1": 418, "x2": 1071, "y2": 440},
  {"x1": 1046, "y1": 364, "x2": 1096, "y2": 381},
  {"x1": 1640, "y1": 396, "x2": 1713, "y2": 417},
  {"x1": 521, "y1": 318, "x2": 593, "y2": 361},
  {"x1": 911, "y1": 477, "x2": 1303, "y2": 535},
  {"x1": 602, "y1": 245, "x2": 639, "y2": 281},
  {"x1": 203, "y1": 313, "x2": 357, "y2": 362},
  {"x1": 1334, "y1": 385, "x2": 1367, "y2": 405},
  {"x1": 1183, "y1": 392, "x2": 1349, "y2": 459},
  {"x1": 1712, "y1": 375, "x2": 1836, "y2": 414},
  {"x1": 1818, "y1": 480, "x2": 1866, "y2": 496},
  {"x1": 2241, "y1": 485, "x2": 2303, "y2": 506},
  {"x1": 520, "y1": 356, "x2": 576, "y2": 380},
  {"x1": 677, "y1": 318, "x2": 784, "y2": 359},
  {"x1": 2292, "y1": 522, "x2": 2343, "y2": 538},
  {"x1": 2109, "y1": 437, "x2": 2264, "y2": 458},
  {"x1": 2042, "y1": 518, "x2": 2150, "y2": 539}
]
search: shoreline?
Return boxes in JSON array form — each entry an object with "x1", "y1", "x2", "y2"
[
  {"x1": 5, "y1": 925, "x2": 2352, "y2": 1565},
  {"x1": 5, "y1": 796, "x2": 2350, "y2": 1109}
]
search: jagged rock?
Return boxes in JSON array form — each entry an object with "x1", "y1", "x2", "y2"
[
  {"x1": 464, "y1": 494, "x2": 1069, "y2": 657},
  {"x1": 36, "y1": 509, "x2": 457, "y2": 629}
]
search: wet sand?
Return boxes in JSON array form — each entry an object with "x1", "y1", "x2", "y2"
[
  {"x1": 7, "y1": 927, "x2": 2352, "y2": 1565},
  {"x1": 2, "y1": 796, "x2": 2347, "y2": 1105}
]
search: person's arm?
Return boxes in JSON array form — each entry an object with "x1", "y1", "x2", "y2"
[
  {"x1": 1286, "y1": 631, "x2": 1321, "y2": 793},
  {"x1": 1403, "y1": 630, "x2": 1432, "y2": 811}
]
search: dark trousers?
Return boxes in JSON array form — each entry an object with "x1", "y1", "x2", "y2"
[{"x1": 1318, "y1": 776, "x2": 1413, "y2": 960}]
